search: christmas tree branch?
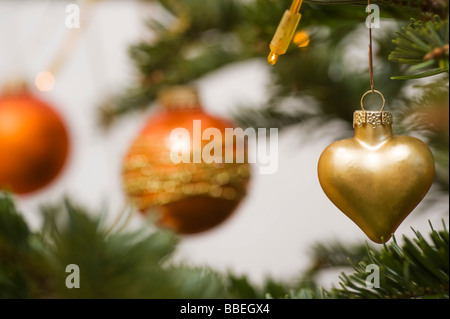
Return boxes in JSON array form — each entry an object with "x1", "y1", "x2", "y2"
[
  {"x1": 98, "y1": 0, "x2": 411, "y2": 127},
  {"x1": 389, "y1": 16, "x2": 449, "y2": 79},
  {"x1": 306, "y1": 0, "x2": 448, "y2": 18},
  {"x1": 1, "y1": 193, "x2": 448, "y2": 299},
  {"x1": 394, "y1": 81, "x2": 449, "y2": 190},
  {"x1": 277, "y1": 222, "x2": 449, "y2": 299},
  {"x1": 328, "y1": 222, "x2": 449, "y2": 298}
]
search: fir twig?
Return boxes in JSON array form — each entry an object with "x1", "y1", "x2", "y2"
[{"x1": 389, "y1": 16, "x2": 449, "y2": 79}]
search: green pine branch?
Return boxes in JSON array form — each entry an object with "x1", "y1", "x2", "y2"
[
  {"x1": 231, "y1": 102, "x2": 320, "y2": 131},
  {"x1": 98, "y1": 0, "x2": 447, "y2": 125},
  {"x1": 328, "y1": 222, "x2": 449, "y2": 298},
  {"x1": 98, "y1": 0, "x2": 413, "y2": 127},
  {"x1": 394, "y1": 81, "x2": 449, "y2": 190},
  {"x1": 1, "y1": 193, "x2": 448, "y2": 299},
  {"x1": 295, "y1": 241, "x2": 372, "y2": 290},
  {"x1": 389, "y1": 16, "x2": 449, "y2": 79},
  {"x1": 305, "y1": 0, "x2": 448, "y2": 17},
  {"x1": 0, "y1": 194, "x2": 223, "y2": 298},
  {"x1": 276, "y1": 222, "x2": 449, "y2": 299}
]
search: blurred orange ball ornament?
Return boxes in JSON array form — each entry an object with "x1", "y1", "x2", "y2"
[
  {"x1": 0, "y1": 82, "x2": 70, "y2": 194},
  {"x1": 122, "y1": 86, "x2": 251, "y2": 234}
]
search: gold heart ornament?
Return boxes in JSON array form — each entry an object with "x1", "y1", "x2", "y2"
[{"x1": 318, "y1": 91, "x2": 435, "y2": 243}]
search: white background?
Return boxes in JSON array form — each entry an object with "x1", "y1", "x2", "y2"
[{"x1": 0, "y1": 0, "x2": 448, "y2": 287}]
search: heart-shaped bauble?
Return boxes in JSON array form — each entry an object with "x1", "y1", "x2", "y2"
[{"x1": 318, "y1": 111, "x2": 435, "y2": 243}]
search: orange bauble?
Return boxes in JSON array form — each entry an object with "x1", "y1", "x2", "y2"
[
  {"x1": 0, "y1": 86, "x2": 69, "y2": 194},
  {"x1": 122, "y1": 86, "x2": 250, "y2": 234}
]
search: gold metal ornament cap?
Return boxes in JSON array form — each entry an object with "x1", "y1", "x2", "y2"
[
  {"x1": 157, "y1": 85, "x2": 201, "y2": 110},
  {"x1": 353, "y1": 89, "x2": 393, "y2": 128},
  {"x1": 353, "y1": 111, "x2": 393, "y2": 128}
]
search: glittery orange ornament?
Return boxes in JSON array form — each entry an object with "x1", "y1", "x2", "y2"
[
  {"x1": 0, "y1": 83, "x2": 70, "y2": 194},
  {"x1": 122, "y1": 86, "x2": 251, "y2": 234}
]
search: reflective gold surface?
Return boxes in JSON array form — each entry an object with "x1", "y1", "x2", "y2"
[{"x1": 318, "y1": 111, "x2": 435, "y2": 243}]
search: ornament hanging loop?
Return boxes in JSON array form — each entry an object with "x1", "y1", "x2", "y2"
[{"x1": 360, "y1": 89, "x2": 385, "y2": 112}]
